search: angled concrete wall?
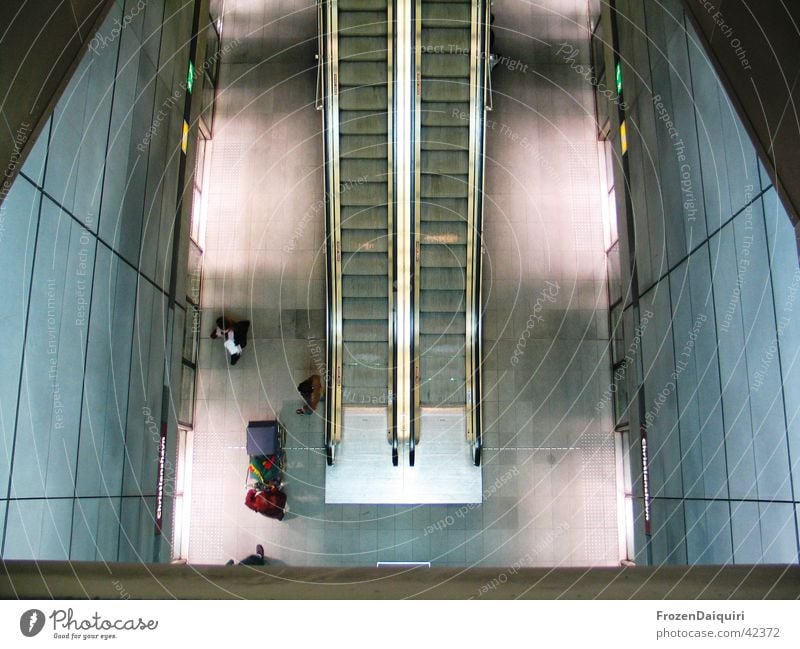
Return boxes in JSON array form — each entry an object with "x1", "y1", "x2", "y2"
[{"x1": 0, "y1": 0, "x2": 116, "y2": 207}]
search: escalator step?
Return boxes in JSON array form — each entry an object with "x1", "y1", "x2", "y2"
[
  {"x1": 420, "y1": 150, "x2": 469, "y2": 173},
  {"x1": 420, "y1": 290, "x2": 465, "y2": 313},
  {"x1": 339, "y1": 36, "x2": 388, "y2": 62},
  {"x1": 419, "y1": 126, "x2": 469, "y2": 150},
  {"x1": 343, "y1": 275, "x2": 387, "y2": 297},
  {"x1": 421, "y1": 220, "x2": 468, "y2": 243},
  {"x1": 341, "y1": 158, "x2": 390, "y2": 184},
  {"x1": 420, "y1": 197, "x2": 468, "y2": 221},
  {"x1": 421, "y1": 78, "x2": 470, "y2": 102},
  {"x1": 342, "y1": 251, "x2": 388, "y2": 275},
  {"x1": 344, "y1": 364, "x2": 391, "y2": 388},
  {"x1": 422, "y1": 54, "x2": 470, "y2": 78},
  {"x1": 339, "y1": 0, "x2": 388, "y2": 11},
  {"x1": 420, "y1": 355, "x2": 466, "y2": 381},
  {"x1": 422, "y1": 3, "x2": 471, "y2": 28},
  {"x1": 420, "y1": 311, "x2": 466, "y2": 334},
  {"x1": 341, "y1": 205, "x2": 389, "y2": 229},
  {"x1": 421, "y1": 267, "x2": 466, "y2": 290},
  {"x1": 342, "y1": 228, "x2": 389, "y2": 252},
  {"x1": 420, "y1": 377, "x2": 466, "y2": 406},
  {"x1": 421, "y1": 173, "x2": 469, "y2": 198},
  {"x1": 420, "y1": 244, "x2": 467, "y2": 267},
  {"x1": 343, "y1": 296, "x2": 389, "y2": 320},
  {"x1": 342, "y1": 385, "x2": 391, "y2": 406},
  {"x1": 339, "y1": 85, "x2": 388, "y2": 110},
  {"x1": 343, "y1": 318, "x2": 389, "y2": 342},
  {"x1": 340, "y1": 111, "x2": 388, "y2": 135},
  {"x1": 419, "y1": 333, "x2": 465, "y2": 357},
  {"x1": 343, "y1": 342, "x2": 389, "y2": 369},
  {"x1": 340, "y1": 135, "x2": 388, "y2": 159},
  {"x1": 339, "y1": 11, "x2": 388, "y2": 37},
  {"x1": 339, "y1": 61, "x2": 388, "y2": 86},
  {"x1": 422, "y1": 28, "x2": 470, "y2": 52},
  {"x1": 340, "y1": 181, "x2": 388, "y2": 206},
  {"x1": 421, "y1": 102, "x2": 469, "y2": 126}
]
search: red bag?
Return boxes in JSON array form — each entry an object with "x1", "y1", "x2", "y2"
[{"x1": 245, "y1": 487, "x2": 287, "y2": 521}]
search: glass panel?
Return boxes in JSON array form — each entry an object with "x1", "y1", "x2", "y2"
[
  {"x1": 178, "y1": 364, "x2": 196, "y2": 426},
  {"x1": 187, "y1": 239, "x2": 203, "y2": 304},
  {"x1": 200, "y1": 23, "x2": 220, "y2": 134},
  {"x1": 607, "y1": 239, "x2": 622, "y2": 305},
  {"x1": 611, "y1": 301, "x2": 624, "y2": 363},
  {"x1": 607, "y1": 186, "x2": 618, "y2": 244},
  {"x1": 613, "y1": 360, "x2": 629, "y2": 427},
  {"x1": 183, "y1": 303, "x2": 200, "y2": 364}
]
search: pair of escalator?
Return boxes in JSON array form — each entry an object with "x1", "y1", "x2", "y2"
[{"x1": 322, "y1": 0, "x2": 487, "y2": 467}]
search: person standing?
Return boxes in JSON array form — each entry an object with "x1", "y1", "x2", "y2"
[
  {"x1": 296, "y1": 374, "x2": 323, "y2": 415},
  {"x1": 226, "y1": 544, "x2": 266, "y2": 566}
]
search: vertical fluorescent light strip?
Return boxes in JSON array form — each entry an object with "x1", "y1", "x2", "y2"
[{"x1": 395, "y1": 0, "x2": 412, "y2": 452}]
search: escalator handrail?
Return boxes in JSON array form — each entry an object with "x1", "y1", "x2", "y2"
[
  {"x1": 484, "y1": 0, "x2": 493, "y2": 112},
  {"x1": 315, "y1": 0, "x2": 324, "y2": 110}
]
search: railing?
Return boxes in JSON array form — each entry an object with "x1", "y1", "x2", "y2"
[
  {"x1": 483, "y1": 0, "x2": 493, "y2": 112},
  {"x1": 464, "y1": 0, "x2": 488, "y2": 466},
  {"x1": 315, "y1": 0, "x2": 324, "y2": 111},
  {"x1": 321, "y1": 0, "x2": 343, "y2": 465},
  {"x1": 388, "y1": 0, "x2": 399, "y2": 467}
]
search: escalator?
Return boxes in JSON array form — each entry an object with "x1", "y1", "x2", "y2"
[
  {"x1": 413, "y1": 0, "x2": 484, "y2": 465},
  {"x1": 322, "y1": 0, "x2": 396, "y2": 465}
]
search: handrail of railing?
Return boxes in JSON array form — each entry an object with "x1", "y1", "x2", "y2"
[
  {"x1": 484, "y1": 0, "x2": 493, "y2": 112},
  {"x1": 468, "y1": 0, "x2": 490, "y2": 466},
  {"x1": 315, "y1": 0, "x2": 324, "y2": 110}
]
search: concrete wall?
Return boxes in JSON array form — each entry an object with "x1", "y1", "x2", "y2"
[
  {"x1": 0, "y1": 0, "x2": 206, "y2": 562},
  {"x1": 0, "y1": 1, "x2": 115, "y2": 209},
  {"x1": 600, "y1": 0, "x2": 800, "y2": 565}
]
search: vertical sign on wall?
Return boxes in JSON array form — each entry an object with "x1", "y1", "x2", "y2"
[
  {"x1": 640, "y1": 423, "x2": 651, "y2": 535},
  {"x1": 155, "y1": 421, "x2": 168, "y2": 533}
]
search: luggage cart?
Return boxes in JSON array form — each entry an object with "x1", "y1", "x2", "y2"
[{"x1": 244, "y1": 420, "x2": 288, "y2": 520}]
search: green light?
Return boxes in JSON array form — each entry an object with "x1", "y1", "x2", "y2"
[
  {"x1": 187, "y1": 61, "x2": 195, "y2": 94},
  {"x1": 615, "y1": 62, "x2": 623, "y2": 95}
]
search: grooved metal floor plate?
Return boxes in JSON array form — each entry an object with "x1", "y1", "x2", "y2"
[{"x1": 325, "y1": 407, "x2": 482, "y2": 504}]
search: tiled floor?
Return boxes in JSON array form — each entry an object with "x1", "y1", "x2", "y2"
[{"x1": 187, "y1": 0, "x2": 619, "y2": 568}]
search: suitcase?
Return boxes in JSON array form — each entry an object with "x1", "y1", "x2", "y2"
[{"x1": 246, "y1": 420, "x2": 280, "y2": 456}]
